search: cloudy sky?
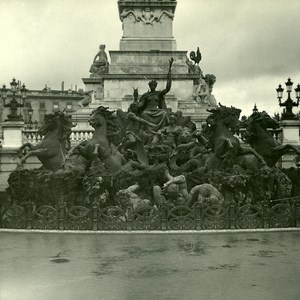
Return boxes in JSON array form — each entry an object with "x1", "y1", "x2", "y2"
[{"x1": 0, "y1": 0, "x2": 300, "y2": 116}]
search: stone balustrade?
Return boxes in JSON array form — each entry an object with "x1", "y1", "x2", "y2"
[
  {"x1": 22, "y1": 129, "x2": 43, "y2": 145},
  {"x1": 22, "y1": 128, "x2": 95, "y2": 145},
  {"x1": 22, "y1": 127, "x2": 282, "y2": 146},
  {"x1": 70, "y1": 129, "x2": 94, "y2": 144}
]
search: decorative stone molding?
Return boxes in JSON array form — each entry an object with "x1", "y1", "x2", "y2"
[{"x1": 120, "y1": 8, "x2": 174, "y2": 25}]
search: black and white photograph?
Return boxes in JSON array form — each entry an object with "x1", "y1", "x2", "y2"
[{"x1": 0, "y1": 1, "x2": 300, "y2": 299}]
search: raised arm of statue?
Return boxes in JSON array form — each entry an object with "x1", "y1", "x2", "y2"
[
  {"x1": 160, "y1": 58, "x2": 174, "y2": 96},
  {"x1": 165, "y1": 71, "x2": 172, "y2": 94},
  {"x1": 168, "y1": 58, "x2": 174, "y2": 73}
]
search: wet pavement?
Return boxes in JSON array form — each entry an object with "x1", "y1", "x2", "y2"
[{"x1": 0, "y1": 231, "x2": 299, "y2": 300}]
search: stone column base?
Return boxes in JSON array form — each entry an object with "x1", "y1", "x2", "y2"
[{"x1": 1, "y1": 121, "x2": 24, "y2": 149}]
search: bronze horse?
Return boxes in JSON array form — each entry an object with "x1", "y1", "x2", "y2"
[
  {"x1": 66, "y1": 106, "x2": 126, "y2": 172},
  {"x1": 18, "y1": 111, "x2": 73, "y2": 171},
  {"x1": 243, "y1": 111, "x2": 300, "y2": 167},
  {"x1": 204, "y1": 104, "x2": 268, "y2": 171}
]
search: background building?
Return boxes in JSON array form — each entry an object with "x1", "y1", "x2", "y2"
[{"x1": 0, "y1": 83, "x2": 84, "y2": 127}]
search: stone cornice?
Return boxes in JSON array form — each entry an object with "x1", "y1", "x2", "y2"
[
  {"x1": 28, "y1": 94, "x2": 83, "y2": 100},
  {"x1": 109, "y1": 50, "x2": 187, "y2": 55},
  {"x1": 82, "y1": 73, "x2": 198, "y2": 83},
  {"x1": 118, "y1": 1, "x2": 177, "y2": 19},
  {"x1": 3, "y1": 90, "x2": 83, "y2": 100},
  {"x1": 0, "y1": 148, "x2": 19, "y2": 154}
]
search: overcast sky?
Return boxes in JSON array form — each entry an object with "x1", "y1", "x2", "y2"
[{"x1": 0, "y1": 0, "x2": 300, "y2": 116}]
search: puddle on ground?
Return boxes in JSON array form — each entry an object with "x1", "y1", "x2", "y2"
[
  {"x1": 49, "y1": 251, "x2": 71, "y2": 264},
  {"x1": 127, "y1": 267, "x2": 180, "y2": 279},
  {"x1": 51, "y1": 258, "x2": 70, "y2": 263},
  {"x1": 250, "y1": 250, "x2": 283, "y2": 258},
  {"x1": 207, "y1": 263, "x2": 239, "y2": 271},
  {"x1": 221, "y1": 244, "x2": 233, "y2": 248},
  {"x1": 177, "y1": 241, "x2": 208, "y2": 255},
  {"x1": 120, "y1": 246, "x2": 169, "y2": 258},
  {"x1": 252, "y1": 261, "x2": 267, "y2": 266},
  {"x1": 92, "y1": 255, "x2": 128, "y2": 277},
  {"x1": 226, "y1": 237, "x2": 242, "y2": 244}
]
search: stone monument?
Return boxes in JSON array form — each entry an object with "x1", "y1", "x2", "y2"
[
  {"x1": 89, "y1": 44, "x2": 109, "y2": 76},
  {"x1": 79, "y1": 0, "x2": 216, "y2": 129}
]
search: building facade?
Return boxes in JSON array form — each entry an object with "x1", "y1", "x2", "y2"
[{"x1": 0, "y1": 85, "x2": 84, "y2": 128}]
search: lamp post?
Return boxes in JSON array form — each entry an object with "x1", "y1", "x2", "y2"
[
  {"x1": 276, "y1": 78, "x2": 300, "y2": 120},
  {"x1": 0, "y1": 78, "x2": 27, "y2": 121}
]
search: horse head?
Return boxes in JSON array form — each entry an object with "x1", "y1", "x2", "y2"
[
  {"x1": 207, "y1": 103, "x2": 241, "y2": 129},
  {"x1": 89, "y1": 106, "x2": 113, "y2": 129},
  {"x1": 38, "y1": 110, "x2": 73, "y2": 140},
  {"x1": 90, "y1": 106, "x2": 121, "y2": 144},
  {"x1": 249, "y1": 111, "x2": 279, "y2": 130}
]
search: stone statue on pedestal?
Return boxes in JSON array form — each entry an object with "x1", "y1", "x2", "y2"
[
  {"x1": 186, "y1": 47, "x2": 202, "y2": 76},
  {"x1": 89, "y1": 44, "x2": 109, "y2": 76},
  {"x1": 192, "y1": 74, "x2": 217, "y2": 107},
  {"x1": 77, "y1": 90, "x2": 96, "y2": 108},
  {"x1": 186, "y1": 47, "x2": 217, "y2": 107}
]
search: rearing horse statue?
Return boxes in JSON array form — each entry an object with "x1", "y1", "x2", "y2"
[
  {"x1": 66, "y1": 106, "x2": 126, "y2": 173},
  {"x1": 18, "y1": 111, "x2": 73, "y2": 171},
  {"x1": 243, "y1": 111, "x2": 300, "y2": 167},
  {"x1": 204, "y1": 103, "x2": 268, "y2": 171}
]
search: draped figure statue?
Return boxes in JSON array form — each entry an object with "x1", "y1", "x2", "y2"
[{"x1": 137, "y1": 58, "x2": 174, "y2": 131}]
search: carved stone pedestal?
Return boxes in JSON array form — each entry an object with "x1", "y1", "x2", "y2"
[
  {"x1": 1, "y1": 121, "x2": 24, "y2": 149},
  {"x1": 82, "y1": 0, "x2": 215, "y2": 127},
  {"x1": 280, "y1": 119, "x2": 300, "y2": 168}
]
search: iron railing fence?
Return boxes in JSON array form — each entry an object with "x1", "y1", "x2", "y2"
[{"x1": 1, "y1": 197, "x2": 300, "y2": 231}]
